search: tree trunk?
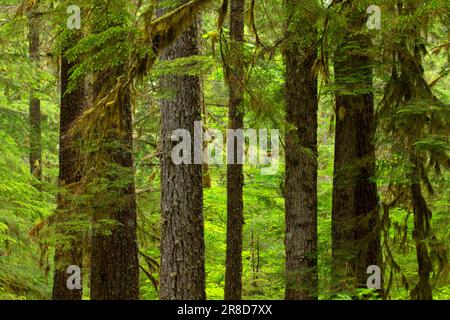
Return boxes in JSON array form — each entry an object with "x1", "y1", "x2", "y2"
[
  {"x1": 89, "y1": 66, "x2": 139, "y2": 299},
  {"x1": 159, "y1": 2, "x2": 205, "y2": 300},
  {"x1": 89, "y1": 6, "x2": 139, "y2": 299},
  {"x1": 283, "y1": 0, "x2": 318, "y2": 300},
  {"x1": 410, "y1": 157, "x2": 433, "y2": 300},
  {"x1": 225, "y1": 0, "x2": 245, "y2": 301},
  {"x1": 89, "y1": 68, "x2": 139, "y2": 300},
  {"x1": 52, "y1": 31, "x2": 85, "y2": 300},
  {"x1": 28, "y1": 8, "x2": 42, "y2": 181},
  {"x1": 331, "y1": 3, "x2": 381, "y2": 293}
]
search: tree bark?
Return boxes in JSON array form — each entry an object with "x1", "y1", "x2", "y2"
[
  {"x1": 28, "y1": 8, "x2": 42, "y2": 181},
  {"x1": 283, "y1": 0, "x2": 318, "y2": 300},
  {"x1": 410, "y1": 157, "x2": 433, "y2": 300},
  {"x1": 159, "y1": 2, "x2": 205, "y2": 300},
  {"x1": 89, "y1": 68, "x2": 139, "y2": 300},
  {"x1": 89, "y1": 6, "x2": 139, "y2": 300},
  {"x1": 331, "y1": 2, "x2": 381, "y2": 293},
  {"x1": 225, "y1": 0, "x2": 245, "y2": 301},
  {"x1": 52, "y1": 31, "x2": 85, "y2": 300}
]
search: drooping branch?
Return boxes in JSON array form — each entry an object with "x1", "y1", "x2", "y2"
[{"x1": 69, "y1": 0, "x2": 225, "y2": 151}]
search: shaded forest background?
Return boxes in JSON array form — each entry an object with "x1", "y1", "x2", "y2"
[{"x1": 0, "y1": 0, "x2": 449, "y2": 300}]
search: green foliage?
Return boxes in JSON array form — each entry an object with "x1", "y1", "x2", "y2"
[
  {"x1": 0, "y1": 133, "x2": 54, "y2": 299},
  {"x1": 0, "y1": 0, "x2": 448, "y2": 300}
]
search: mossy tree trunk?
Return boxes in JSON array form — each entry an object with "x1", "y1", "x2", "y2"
[
  {"x1": 331, "y1": 1, "x2": 381, "y2": 293},
  {"x1": 52, "y1": 31, "x2": 85, "y2": 300},
  {"x1": 410, "y1": 155, "x2": 433, "y2": 300},
  {"x1": 89, "y1": 68, "x2": 140, "y2": 300},
  {"x1": 89, "y1": 4, "x2": 139, "y2": 300},
  {"x1": 284, "y1": 0, "x2": 319, "y2": 300}
]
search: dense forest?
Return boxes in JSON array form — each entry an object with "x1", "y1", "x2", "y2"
[{"x1": 0, "y1": 0, "x2": 448, "y2": 301}]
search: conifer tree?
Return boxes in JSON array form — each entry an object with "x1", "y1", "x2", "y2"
[
  {"x1": 52, "y1": 29, "x2": 85, "y2": 300},
  {"x1": 224, "y1": 0, "x2": 245, "y2": 300},
  {"x1": 159, "y1": 0, "x2": 206, "y2": 300},
  {"x1": 284, "y1": 0, "x2": 319, "y2": 300},
  {"x1": 331, "y1": 0, "x2": 381, "y2": 292}
]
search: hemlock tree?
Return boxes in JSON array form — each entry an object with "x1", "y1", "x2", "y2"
[
  {"x1": 380, "y1": 0, "x2": 450, "y2": 300},
  {"x1": 331, "y1": 0, "x2": 381, "y2": 293},
  {"x1": 283, "y1": 0, "x2": 319, "y2": 300},
  {"x1": 52, "y1": 30, "x2": 85, "y2": 300},
  {"x1": 224, "y1": 0, "x2": 245, "y2": 300},
  {"x1": 159, "y1": 0, "x2": 206, "y2": 300},
  {"x1": 88, "y1": 1, "x2": 139, "y2": 300},
  {"x1": 89, "y1": 67, "x2": 140, "y2": 300}
]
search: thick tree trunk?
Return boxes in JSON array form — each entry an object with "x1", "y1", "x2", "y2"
[
  {"x1": 225, "y1": 0, "x2": 245, "y2": 301},
  {"x1": 159, "y1": 3, "x2": 205, "y2": 300},
  {"x1": 52, "y1": 32, "x2": 85, "y2": 300},
  {"x1": 89, "y1": 68, "x2": 139, "y2": 300},
  {"x1": 89, "y1": 6, "x2": 139, "y2": 299},
  {"x1": 331, "y1": 4, "x2": 381, "y2": 293},
  {"x1": 283, "y1": 0, "x2": 318, "y2": 300},
  {"x1": 28, "y1": 9, "x2": 42, "y2": 180}
]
